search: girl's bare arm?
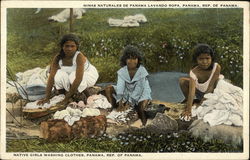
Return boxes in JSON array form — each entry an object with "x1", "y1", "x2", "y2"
[
  {"x1": 185, "y1": 77, "x2": 196, "y2": 113},
  {"x1": 37, "y1": 55, "x2": 59, "y2": 105}
]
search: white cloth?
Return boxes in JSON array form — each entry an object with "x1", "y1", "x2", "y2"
[
  {"x1": 53, "y1": 107, "x2": 100, "y2": 126},
  {"x1": 108, "y1": 14, "x2": 147, "y2": 27},
  {"x1": 34, "y1": 8, "x2": 41, "y2": 14},
  {"x1": 68, "y1": 94, "x2": 112, "y2": 110},
  {"x1": 24, "y1": 94, "x2": 65, "y2": 109},
  {"x1": 7, "y1": 67, "x2": 49, "y2": 94},
  {"x1": 191, "y1": 79, "x2": 243, "y2": 126},
  {"x1": 54, "y1": 51, "x2": 99, "y2": 92},
  {"x1": 87, "y1": 94, "x2": 112, "y2": 109},
  {"x1": 106, "y1": 109, "x2": 132, "y2": 123},
  {"x1": 48, "y1": 8, "x2": 86, "y2": 22}
]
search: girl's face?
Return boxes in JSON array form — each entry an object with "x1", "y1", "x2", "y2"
[
  {"x1": 197, "y1": 53, "x2": 212, "y2": 70},
  {"x1": 63, "y1": 40, "x2": 77, "y2": 57},
  {"x1": 126, "y1": 57, "x2": 138, "y2": 70}
]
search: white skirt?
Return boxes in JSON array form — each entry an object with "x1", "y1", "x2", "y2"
[{"x1": 54, "y1": 64, "x2": 99, "y2": 93}]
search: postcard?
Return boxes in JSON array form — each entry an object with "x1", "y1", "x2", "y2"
[{"x1": 1, "y1": 1, "x2": 249, "y2": 160}]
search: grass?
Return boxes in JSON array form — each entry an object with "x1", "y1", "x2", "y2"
[
  {"x1": 7, "y1": 8, "x2": 243, "y2": 85},
  {"x1": 6, "y1": 8, "x2": 244, "y2": 152},
  {"x1": 6, "y1": 131, "x2": 242, "y2": 152}
]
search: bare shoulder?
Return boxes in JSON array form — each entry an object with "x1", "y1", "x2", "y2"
[
  {"x1": 51, "y1": 54, "x2": 59, "y2": 65},
  {"x1": 76, "y1": 52, "x2": 87, "y2": 63},
  {"x1": 214, "y1": 63, "x2": 221, "y2": 74},
  {"x1": 191, "y1": 66, "x2": 198, "y2": 74},
  {"x1": 216, "y1": 63, "x2": 221, "y2": 70}
]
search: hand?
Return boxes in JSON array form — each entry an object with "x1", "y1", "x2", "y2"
[
  {"x1": 56, "y1": 98, "x2": 69, "y2": 106},
  {"x1": 37, "y1": 98, "x2": 50, "y2": 106},
  {"x1": 179, "y1": 110, "x2": 192, "y2": 121},
  {"x1": 116, "y1": 101, "x2": 131, "y2": 112}
]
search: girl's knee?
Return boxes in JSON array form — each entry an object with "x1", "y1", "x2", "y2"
[{"x1": 179, "y1": 77, "x2": 189, "y2": 87}]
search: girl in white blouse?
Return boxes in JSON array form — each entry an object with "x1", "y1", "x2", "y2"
[{"x1": 179, "y1": 44, "x2": 222, "y2": 121}]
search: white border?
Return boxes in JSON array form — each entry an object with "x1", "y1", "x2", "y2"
[{"x1": 1, "y1": 1, "x2": 249, "y2": 160}]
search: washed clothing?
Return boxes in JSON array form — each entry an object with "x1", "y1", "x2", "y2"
[
  {"x1": 54, "y1": 51, "x2": 99, "y2": 92},
  {"x1": 113, "y1": 65, "x2": 152, "y2": 106},
  {"x1": 192, "y1": 79, "x2": 243, "y2": 126}
]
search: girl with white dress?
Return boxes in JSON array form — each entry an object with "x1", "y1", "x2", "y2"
[{"x1": 37, "y1": 34, "x2": 99, "y2": 106}]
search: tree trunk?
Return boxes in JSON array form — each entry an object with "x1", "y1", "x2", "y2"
[{"x1": 69, "y1": 8, "x2": 73, "y2": 32}]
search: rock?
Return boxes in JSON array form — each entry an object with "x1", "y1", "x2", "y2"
[
  {"x1": 176, "y1": 118, "x2": 196, "y2": 131},
  {"x1": 106, "y1": 123, "x2": 130, "y2": 136},
  {"x1": 144, "y1": 113, "x2": 178, "y2": 134},
  {"x1": 188, "y1": 119, "x2": 243, "y2": 147},
  {"x1": 145, "y1": 103, "x2": 167, "y2": 119}
]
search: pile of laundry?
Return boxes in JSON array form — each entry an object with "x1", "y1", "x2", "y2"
[
  {"x1": 53, "y1": 107, "x2": 101, "y2": 126},
  {"x1": 108, "y1": 14, "x2": 147, "y2": 27},
  {"x1": 48, "y1": 8, "x2": 86, "y2": 23},
  {"x1": 53, "y1": 94, "x2": 139, "y2": 125},
  {"x1": 7, "y1": 67, "x2": 49, "y2": 94},
  {"x1": 191, "y1": 79, "x2": 243, "y2": 126},
  {"x1": 24, "y1": 94, "x2": 65, "y2": 109},
  {"x1": 107, "y1": 108, "x2": 138, "y2": 124}
]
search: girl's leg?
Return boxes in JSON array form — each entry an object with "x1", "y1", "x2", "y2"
[
  {"x1": 104, "y1": 85, "x2": 117, "y2": 108},
  {"x1": 137, "y1": 100, "x2": 149, "y2": 126},
  {"x1": 179, "y1": 77, "x2": 190, "y2": 103},
  {"x1": 68, "y1": 72, "x2": 88, "y2": 103}
]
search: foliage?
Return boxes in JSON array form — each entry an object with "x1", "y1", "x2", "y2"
[
  {"x1": 6, "y1": 131, "x2": 242, "y2": 152},
  {"x1": 7, "y1": 8, "x2": 243, "y2": 87}
]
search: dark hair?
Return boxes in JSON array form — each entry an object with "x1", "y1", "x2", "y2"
[
  {"x1": 120, "y1": 45, "x2": 143, "y2": 67},
  {"x1": 57, "y1": 34, "x2": 80, "y2": 62},
  {"x1": 192, "y1": 43, "x2": 215, "y2": 69}
]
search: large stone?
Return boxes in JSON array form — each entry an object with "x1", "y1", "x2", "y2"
[
  {"x1": 188, "y1": 119, "x2": 243, "y2": 147},
  {"x1": 144, "y1": 113, "x2": 178, "y2": 134}
]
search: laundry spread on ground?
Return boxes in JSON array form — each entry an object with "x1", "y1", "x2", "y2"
[
  {"x1": 192, "y1": 79, "x2": 243, "y2": 126},
  {"x1": 108, "y1": 14, "x2": 147, "y2": 27},
  {"x1": 87, "y1": 94, "x2": 112, "y2": 109},
  {"x1": 53, "y1": 107, "x2": 100, "y2": 126},
  {"x1": 7, "y1": 67, "x2": 49, "y2": 94},
  {"x1": 68, "y1": 94, "x2": 112, "y2": 110},
  {"x1": 106, "y1": 108, "x2": 133, "y2": 123},
  {"x1": 24, "y1": 94, "x2": 65, "y2": 109}
]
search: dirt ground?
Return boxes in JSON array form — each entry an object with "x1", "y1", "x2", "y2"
[{"x1": 6, "y1": 99, "x2": 185, "y2": 140}]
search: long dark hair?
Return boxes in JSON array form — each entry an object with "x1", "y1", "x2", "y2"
[
  {"x1": 56, "y1": 34, "x2": 80, "y2": 62},
  {"x1": 120, "y1": 45, "x2": 143, "y2": 67},
  {"x1": 192, "y1": 43, "x2": 215, "y2": 70}
]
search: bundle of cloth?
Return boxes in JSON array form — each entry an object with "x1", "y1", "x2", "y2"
[
  {"x1": 48, "y1": 8, "x2": 86, "y2": 23},
  {"x1": 53, "y1": 107, "x2": 101, "y2": 126},
  {"x1": 69, "y1": 94, "x2": 112, "y2": 110},
  {"x1": 192, "y1": 79, "x2": 243, "y2": 126},
  {"x1": 108, "y1": 14, "x2": 147, "y2": 27},
  {"x1": 6, "y1": 66, "x2": 49, "y2": 94}
]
